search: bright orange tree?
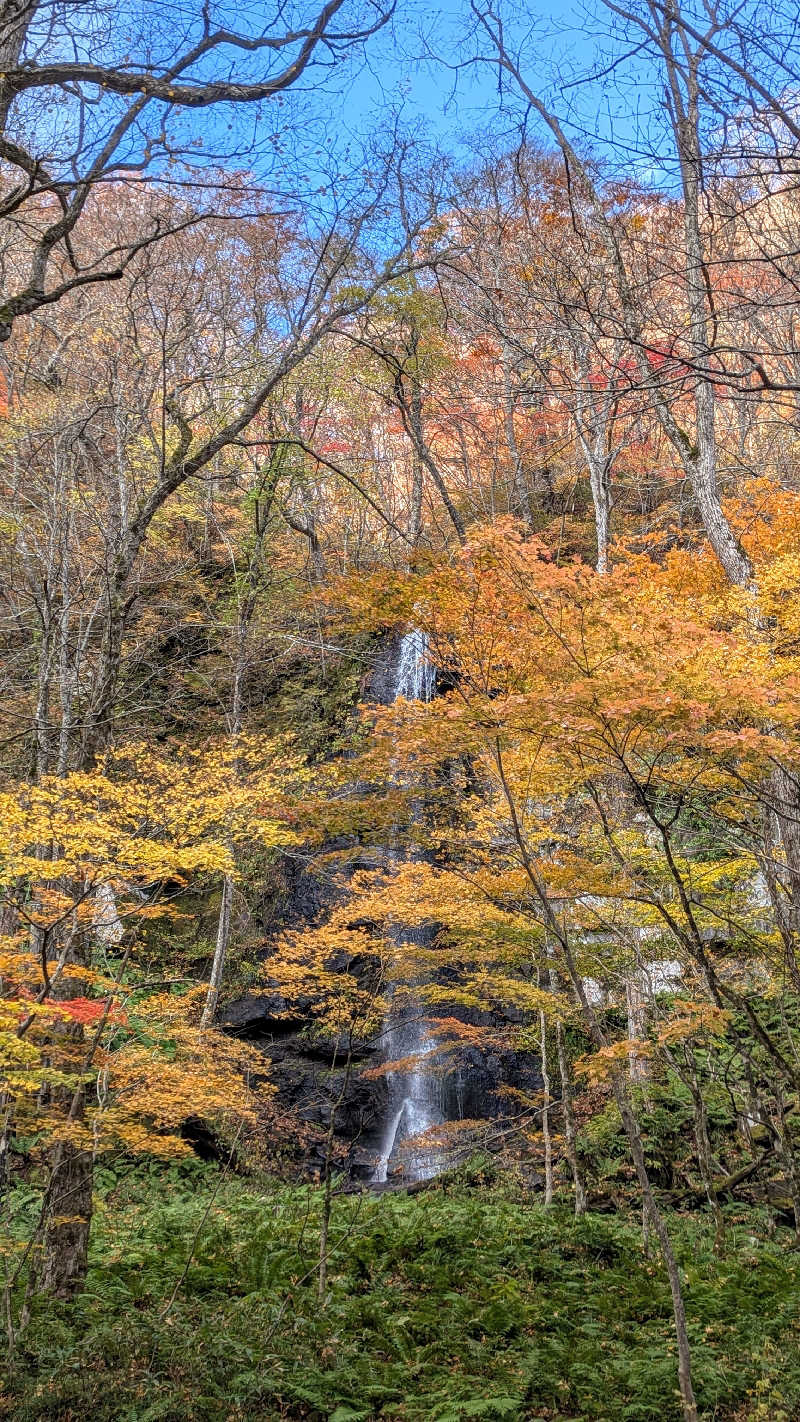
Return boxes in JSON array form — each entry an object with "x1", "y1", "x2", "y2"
[{"x1": 323, "y1": 486, "x2": 800, "y2": 1182}]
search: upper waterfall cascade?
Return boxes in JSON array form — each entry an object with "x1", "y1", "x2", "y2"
[
  {"x1": 373, "y1": 630, "x2": 444, "y2": 1184},
  {"x1": 390, "y1": 627, "x2": 436, "y2": 704}
]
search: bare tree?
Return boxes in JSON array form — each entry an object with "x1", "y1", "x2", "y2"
[
  {"x1": 470, "y1": 1, "x2": 754, "y2": 588},
  {"x1": 0, "y1": 0, "x2": 394, "y2": 336},
  {"x1": 450, "y1": 150, "x2": 638, "y2": 570}
]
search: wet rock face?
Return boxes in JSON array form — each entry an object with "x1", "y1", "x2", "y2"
[
  {"x1": 220, "y1": 991, "x2": 541, "y2": 1181},
  {"x1": 365, "y1": 628, "x2": 459, "y2": 706},
  {"x1": 365, "y1": 630, "x2": 407, "y2": 705},
  {"x1": 358, "y1": 1034, "x2": 540, "y2": 1181}
]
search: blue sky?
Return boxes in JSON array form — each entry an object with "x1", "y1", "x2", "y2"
[
  {"x1": 327, "y1": 0, "x2": 678, "y2": 188},
  {"x1": 40, "y1": 0, "x2": 678, "y2": 201},
  {"x1": 33, "y1": 0, "x2": 776, "y2": 200}
]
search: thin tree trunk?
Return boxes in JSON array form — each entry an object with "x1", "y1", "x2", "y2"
[
  {"x1": 201, "y1": 874, "x2": 234, "y2": 1029},
  {"x1": 491, "y1": 741, "x2": 697, "y2": 1422},
  {"x1": 539, "y1": 1006, "x2": 553, "y2": 1205},
  {"x1": 680, "y1": 1050, "x2": 725, "y2": 1254},
  {"x1": 409, "y1": 443, "x2": 424, "y2": 548},
  {"x1": 397, "y1": 364, "x2": 466, "y2": 544},
  {"x1": 318, "y1": 1046, "x2": 355, "y2": 1302},
  {"x1": 547, "y1": 954, "x2": 587, "y2": 1215},
  {"x1": 610, "y1": 1070, "x2": 697, "y2": 1420},
  {"x1": 201, "y1": 454, "x2": 280, "y2": 1027},
  {"x1": 625, "y1": 973, "x2": 650, "y2": 1086},
  {"x1": 501, "y1": 343, "x2": 532, "y2": 523},
  {"x1": 555, "y1": 1017, "x2": 586, "y2": 1215},
  {"x1": 587, "y1": 452, "x2": 611, "y2": 575}
]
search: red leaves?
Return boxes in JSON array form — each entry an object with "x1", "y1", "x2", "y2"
[{"x1": 57, "y1": 996, "x2": 125, "y2": 1025}]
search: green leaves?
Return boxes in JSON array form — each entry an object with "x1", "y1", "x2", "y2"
[{"x1": 431, "y1": 1398, "x2": 522, "y2": 1420}]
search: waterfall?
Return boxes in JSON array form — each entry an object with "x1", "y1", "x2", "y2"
[
  {"x1": 372, "y1": 630, "x2": 444, "y2": 1184},
  {"x1": 390, "y1": 627, "x2": 436, "y2": 704}
]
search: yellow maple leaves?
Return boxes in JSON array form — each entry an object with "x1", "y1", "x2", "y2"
[{"x1": 0, "y1": 737, "x2": 299, "y2": 1162}]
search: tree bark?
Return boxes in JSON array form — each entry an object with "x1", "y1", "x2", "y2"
[
  {"x1": 40, "y1": 981, "x2": 93, "y2": 1298},
  {"x1": 40, "y1": 1132, "x2": 93, "y2": 1299},
  {"x1": 0, "y1": 0, "x2": 35, "y2": 132},
  {"x1": 555, "y1": 1016, "x2": 587, "y2": 1216},
  {"x1": 539, "y1": 1006, "x2": 553, "y2": 1205},
  {"x1": 201, "y1": 874, "x2": 234, "y2": 1030}
]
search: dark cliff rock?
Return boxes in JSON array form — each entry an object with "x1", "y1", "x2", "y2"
[
  {"x1": 220, "y1": 992, "x2": 388, "y2": 1177},
  {"x1": 219, "y1": 992, "x2": 307, "y2": 1036},
  {"x1": 365, "y1": 629, "x2": 406, "y2": 705},
  {"x1": 252, "y1": 850, "x2": 343, "y2": 938}
]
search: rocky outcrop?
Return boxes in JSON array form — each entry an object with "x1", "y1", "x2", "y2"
[
  {"x1": 220, "y1": 989, "x2": 540, "y2": 1182},
  {"x1": 219, "y1": 991, "x2": 388, "y2": 1177},
  {"x1": 365, "y1": 629, "x2": 408, "y2": 705}
]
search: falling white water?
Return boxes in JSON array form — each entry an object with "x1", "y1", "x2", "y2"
[
  {"x1": 372, "y1": 630, "x2": 444, "y2": 1185},
  {"x1": 391, "y1": 627, "x2": 436, "y2": 705}
]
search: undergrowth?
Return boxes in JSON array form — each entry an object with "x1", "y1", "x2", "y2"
[{"x1": 4, "y1": 1163, "x2": 800, "y2": 1421}]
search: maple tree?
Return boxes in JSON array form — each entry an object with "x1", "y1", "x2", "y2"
[
  {"x1": 0, "y1": 738, "x2": 297, "y2": 1302},
  {"x1": 318, "y1": 482, "x2": 800, "y2": 1419}
]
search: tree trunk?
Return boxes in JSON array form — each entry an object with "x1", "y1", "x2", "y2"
[
  {"x1": 318, "y1": 1046, "x2": 354, "y2": 1302},
  {"x1": 398, "y1": 364, "x2": 466, "y2": 544},
  {"x1": 501, "y1": 343, "x2": 532, "y2": 523},
  {"x1": 546, "y1": 952, "x2": 587, "y2": 1215},
  {"x1": 0, "y1": 0, "x2": 35, "y2": 133},
  {"x1": 40, "y1": 1004, "x2": 93, "y2": 1298},
  {"x1": 39, "y1": 917, "x2": 94, "y2": 1297},
  {"x1": 201, "y1": 874, "x2": 234, "y2": 1029},
  {"x1": 539, "y1": 1007, "x2": 553, "y2": 1205},
  {"x1": 555, "y1": 1016, "x2": 587, "y2": 1215},
  {"x1": 40, "y1": 1134, "x2": 93, "y2": 1298},
  {"x1": 588, "y1": 453, "x2": 611, "y2": 575},
  {"x1": 611, "y1": 1073, "x2": 697, "y2": 1420},
  {"x1": 625, "y1": 973, "x2": 650, "y2": 1085},
  {"x1": 685, "y1": 1055, "x2": 725, "y2": 1254}
]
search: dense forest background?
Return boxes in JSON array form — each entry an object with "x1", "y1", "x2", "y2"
[{"x1": 5, "y1": 2, "x2": 800, "y2": 1419}]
